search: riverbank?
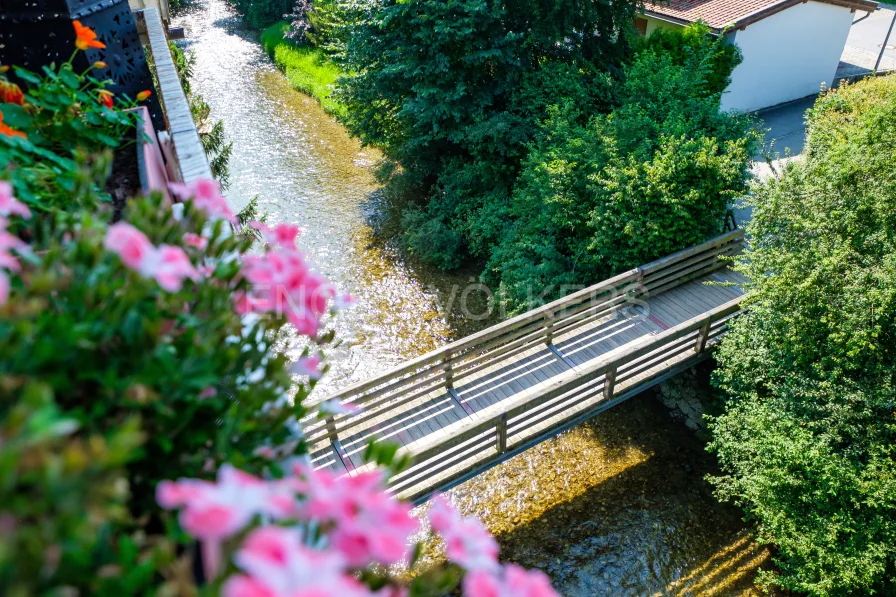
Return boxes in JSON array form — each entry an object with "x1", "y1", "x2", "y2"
[{"x1": 260, "y1": 21, "x2": 347, "y2": 116}]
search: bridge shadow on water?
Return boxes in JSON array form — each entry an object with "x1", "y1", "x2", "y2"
[{"x1": 449, "y1": 394, "x2": 773, "y2": 597}]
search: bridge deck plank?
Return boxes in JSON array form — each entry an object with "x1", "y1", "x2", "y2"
[{"x1": 308, "y1": 267, "x2": 745, "y2": 490}]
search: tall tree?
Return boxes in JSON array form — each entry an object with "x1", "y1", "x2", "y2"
[{"x1": 340, "y1": 0, "x2": 640, "y2": 266}]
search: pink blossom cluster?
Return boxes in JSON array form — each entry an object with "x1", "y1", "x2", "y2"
[
  {"x1": 234, "y1": 222, "x2": 334, "y2": 337},
  {"x1": 0, "y1": 181, "x2": 31, "y2": 305},
  {"x1": 431, "y1": 495, "x2": 558, "y2": 597},
  {"x1": 104, "y1": 222, "x2": 200, "y2": 292},
  {"x1": 157, "y1": 463, "x2": 559, "y2": 597},
  {"x1": 169, "y1": 178, "x2": 236, "y2": 223},
  {"x1": 157, "y1": 464, "x2": 418, "y2": 595}
]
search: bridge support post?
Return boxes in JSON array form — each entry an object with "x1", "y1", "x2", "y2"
[
  {"x1": 326, "y1": 416, "x2": 338, "y2": 442},
  {"x1": 496, "y1": 412, "x2": 508, "y2": 454},
  {"x1": 603, "y1": 366, "x2": 617, "y2": 400},
  {"x1": 695, "y1": 321, "x2": 712, "y2": 354},
  {"x1": 444, "y1": 350, "x2": 454, "y2": 388},
  {"x1": 545, "y1": 310, "x2": 556, "y2": 345}
]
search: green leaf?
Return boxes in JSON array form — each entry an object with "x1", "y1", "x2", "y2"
[{"x1": 0, "y1": 104, "x2": 34, "y2": 129}]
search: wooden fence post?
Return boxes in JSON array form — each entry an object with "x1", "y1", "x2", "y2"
[
  {"x1": 326, "y1": 416, "x2": 338, "y2": 443},
  {"x1": 444, "y1": 350, "x2": 454, "y2": 389},
  {"x1": 496, "y1": 411, "x2": 508, "y2": 454},
  {"x1": 545, "y1": 310, "x2": 555, "y2": 345},
  {"x1": 695, "y1": 320, "x2": 712, "y2": 354},
  {"x1": 603, "y1": 366, "x2": 617, "y2": 400}
]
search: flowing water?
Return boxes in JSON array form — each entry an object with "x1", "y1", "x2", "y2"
[{"x1": 172, "y1": 3, "x2": 771, "y2": 594}]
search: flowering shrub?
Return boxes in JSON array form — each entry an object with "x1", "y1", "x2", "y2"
[{"x1": 157, "y1": 464, "x2": 559, "y2": 597}]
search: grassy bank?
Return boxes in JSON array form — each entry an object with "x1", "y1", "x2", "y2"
[{"x1": 260, "y1": 22, "x2": 347, "y2": 116}]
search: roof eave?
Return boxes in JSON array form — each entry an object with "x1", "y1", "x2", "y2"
[
  {"x1": 645, "y1": 0, "x2": 879, "y2": 34},
  {"x1": 643, "y1": 10, "x2": 725, "y2": 34}
]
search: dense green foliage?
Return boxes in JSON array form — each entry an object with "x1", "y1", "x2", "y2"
[
  {"x1": 261, "y1": 21, "x2": 347, "y2": 115},
  {"x1": 487, "y1": 48, "x2": 756, "y2": 309},
  {"x1": 710, "y1": 74, "x2": 896, "y2": 596},
  {"x1": 0, "y1": 195, "x2": 307, "y2": 593},
  {"x1": 631, "y1": 22, "x2": 742, "y2": 96},
  {"x1": 341, "y1": 4, "x2": 757, "y2": 311},
  {"x1": 227, "y1": 0, "x2": 294, "y2": 30}
]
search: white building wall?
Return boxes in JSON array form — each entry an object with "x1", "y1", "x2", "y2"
[{"x1": 721, "y1": 1, "x2": 855, "y2": 113}]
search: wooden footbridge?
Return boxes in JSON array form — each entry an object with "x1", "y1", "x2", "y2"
[{"x1": 304, "y1": 230, "x2": 748, "y2": 502}]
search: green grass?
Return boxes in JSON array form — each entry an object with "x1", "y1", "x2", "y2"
[{"x1": 260, "y1": 22, "x2": 347, "y2": 117}]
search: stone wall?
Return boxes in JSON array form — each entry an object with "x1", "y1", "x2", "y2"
[{"x1": 655, "y1": 362, "x2": 717, "y2": 437}]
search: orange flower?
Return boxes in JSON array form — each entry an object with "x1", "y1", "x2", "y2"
[
  {"x1": 98, "y1": 89, "x2": 114, "y2": 109},
  {"x1": 136, "y1": 90, "x2": 152, "y2": 102},
  {"x1": 0, "y1": 112, "x2": 26, "y2": 139},
  {"x1": 0, "y1": 82, "x2": 24, "y2": 106},
  {"x1": 73, "y1": 20, "x2": 106, "y2": 51},
  {"x1": 93, "y1": 61, "x2": 108, "y2": 69}
]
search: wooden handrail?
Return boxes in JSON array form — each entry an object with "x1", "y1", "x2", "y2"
[
  {"x1": 313, "y1": 229, "x2": 744, "y2": 408},
  {"x1": 390, "y1": 296, "x2": 744, "y2": 469}
]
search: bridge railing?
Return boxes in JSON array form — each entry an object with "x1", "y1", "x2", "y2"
[
  {"x1": 386, "y1": 295, "x2": 745, "y2": 501},
  {"x1": 302, "y1": 229, "x2": 745, "y2": 448}
]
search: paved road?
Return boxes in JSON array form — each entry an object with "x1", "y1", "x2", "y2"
[{"x1": 839, "y1": 4, "x2": 896, "y2": 77}]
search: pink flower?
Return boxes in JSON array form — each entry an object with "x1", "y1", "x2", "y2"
[
  {"x1": 231, "y1": 527, "x2": 372, "y2": 597},
  {"x1": 286, "y1": 309, "x2": 321, "y2": 337},
  {"x1": 249, "y1": 222, "x2": 301, "y2": 249},
  {"x1": 154, "y1": 245, "x2": 200, "y2": 292},
  {"x1": 270, "y1": 224, "x2": 299, "y2": 248},
  {"x1": 166, "y1": 465, "x2": 268, "y2": 541},
  {"x1": 0, "y1": 248, "x2": 20, "y2": 272},
  {"x1": 159, "y1": 466, "x2": 298, "y2": 543},
  {"x1": 184, "y1": 233, "x2": 208, "y2": 251},
  {"x1": 290, "y1": 355, "x2": 322, "y2": 380},
  {"x1": 156, "y1": 479, "x2": 214, "y2": 509},
  {"x1": 429, "y1": 495, "x2": 499, "y2": 572},
  {"x1": 169, "y1": 178, "x2": 236, "y2": 223},
  {"x1": 181, "y1": 503, "x2": 251, "y2": 541},
  {"x1": 0, "y1": 181, "x2": 30, "y2": 219},
  {"x1": 199, "y1": 387, "x2": 217, "y2": 400},
  {"x1": 104, "y1": 222, "x2": 157, "y2": 276},
  {"x1": 463, "y1": 570, "x2": 501, "y2": 597},
  {"x1": 296, "y1": 466, "x2": 418, "y2": 567},
  {"x1": 463, "y1": 565, "x2": 559, "y2": 597},
  {"x1": 223, "y1": 575, "x2": 279, "y2": 597},
  {"x1": 236, "y1": 246, "x2": 334, "y2": 337}
]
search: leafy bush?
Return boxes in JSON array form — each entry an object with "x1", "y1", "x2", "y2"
[
  {"x1": 631, "y1": 22, "x2": 742, "y2": 96},
  {"x1": 226, "y1": 0, "x2": 295, "y2": 30},
  {"x1": 487, "y1": 42, "x2": 757, "y2": 312},
  {"x1": 709, "y1": 74, "x2": 896, "y2": 596}
]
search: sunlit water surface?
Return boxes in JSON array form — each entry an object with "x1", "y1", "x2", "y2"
[{"x1": 173, "y1": 3, "x2": 771, "y2": 594}]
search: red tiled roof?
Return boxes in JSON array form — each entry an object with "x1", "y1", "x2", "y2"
[{"x1": 644, "y1": 0, "x2": 878, "y2": 32}]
